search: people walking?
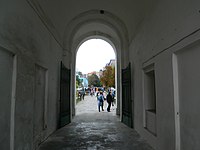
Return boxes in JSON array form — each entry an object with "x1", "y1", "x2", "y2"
[
  {"x1": 111, "y1": 90, "x2": 115, "y2": 106},
  {"x1": 97, "y1": 91, "x2": 104, "y2": 112},
  {"x1": 81, "y1": 88, "x2": 85, "y2": 100},
  {"x1": 106, "y1": 92, "x2": 112, "y2": 112},
  {"x1": 90, "y1": 88, "x2": 94, "y2": 97}
]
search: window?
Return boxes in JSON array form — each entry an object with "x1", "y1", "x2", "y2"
[{"x1": 143, "y1": 64, "x2": 157, "y2": 135}]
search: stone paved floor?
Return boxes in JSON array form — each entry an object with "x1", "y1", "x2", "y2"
[{"x1": 38, "y1": 95, "x2": 154, "y2": 150}]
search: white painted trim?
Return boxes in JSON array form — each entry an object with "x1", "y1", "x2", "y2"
[
  {"x1": 172, "y1": 54, "x2": 180, "y2": 150},
  {"x1": 10, "y1": 55, "x2": 17, "y2": 150},
  {"x1": 142, "y1": 69, "x2": 146, "y2": 128},
  {"x1": 44, "y1": 69, "x2": 48, "y2": 129}
]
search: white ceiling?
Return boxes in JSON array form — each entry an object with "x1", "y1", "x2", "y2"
[{"x1": 29, "y1": 0, "x2": 155, "y2": 44}]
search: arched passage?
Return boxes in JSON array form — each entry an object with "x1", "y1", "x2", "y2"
[
  {"x1": 75, "y1": 38, "x2": 117, "y2": 114},
  {"x1": 71, "y1": 35, "x2": 120, "y2": 116},
  {"x1": 62, "y1": 10, "x2": 130, "y2": 122}
]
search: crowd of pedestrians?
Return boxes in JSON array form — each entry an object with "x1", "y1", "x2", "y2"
[
  {"x1": 95, "y1": 88, "x2": 115, "y2": 112},
  {"x1": 77, "y1": 87, "x2": 116, "y2": 112},
  {"x1": 78, "y1": 88, "x2": 86, "y2": 100}
]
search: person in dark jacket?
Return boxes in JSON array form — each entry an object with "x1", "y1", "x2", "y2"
[{"x1": 106, "y1": 92, "x2": 112, "y2": 112}]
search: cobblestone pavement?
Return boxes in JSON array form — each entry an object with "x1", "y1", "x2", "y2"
[
  {"x1": 38, "y1": 95, "x2": 154, "y2": 150},
  {"x1": 75, "y1": 94, "x2": 116, "y2": 115}
]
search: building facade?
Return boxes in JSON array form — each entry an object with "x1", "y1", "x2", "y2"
[{"x1": 106, "y1": 59, "x2": 115, "y2": 68}]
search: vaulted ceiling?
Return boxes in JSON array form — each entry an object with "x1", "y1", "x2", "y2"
[{"x1": 28, "y1": 0, "x2": 155, "y2": 46}]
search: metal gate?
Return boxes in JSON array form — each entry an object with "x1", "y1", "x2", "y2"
[
  {"x1": 122, "y1": 63, "x2": 133, "y2": 128},
  {"x1": 59, "y1": 62, "x2": 71, "y2": 128}
]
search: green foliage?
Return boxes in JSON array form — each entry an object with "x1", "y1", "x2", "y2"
[
  {"x1": 77, "y1": 71, "x2": 83, "y2": 76},
  {"x1": 76, "y1": 80, "x2": 79, "y2": 88},
  {"x1": 76, "y1": 75, "x2": 82, "y2": 87},
  {"x1": 88, "y1": 74, "x2": 101, "y2": 87}
]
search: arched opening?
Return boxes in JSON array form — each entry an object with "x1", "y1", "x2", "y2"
[
  {"x1": 62, "y1": 10, "x2": 129, "y2": 123},
  {"x1": 75, "y1": 38, "x2": 118, "y2": 115}
]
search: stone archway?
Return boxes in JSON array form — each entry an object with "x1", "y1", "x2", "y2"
[
  {"x1": 73, "y1": 36, "x2": 118, "y2": 115},
  {"x1": 62, "y1": 10, "x2": 130, "y2": 122}
]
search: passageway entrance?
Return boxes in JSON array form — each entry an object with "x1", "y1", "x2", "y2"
[{"x1": 74, "y1": 38, "x2": 118, "y2": 116}]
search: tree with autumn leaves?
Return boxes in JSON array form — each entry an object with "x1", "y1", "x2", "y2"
[{"x1": 100, "y1": 66, "x2": 115, "y2": 88}]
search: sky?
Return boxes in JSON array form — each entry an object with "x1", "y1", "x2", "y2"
[{"x1": 76, "y1": 39, "x2": 115, "y2": 74}]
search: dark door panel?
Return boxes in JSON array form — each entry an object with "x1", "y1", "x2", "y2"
[
  {"x1": 122, "y1": 63, "x2": 133, "y2": 128},
  {"x1": 59, "y1": 62, "x2": 71, "y2": 128}
]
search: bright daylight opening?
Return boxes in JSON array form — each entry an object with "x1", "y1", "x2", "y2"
[{"x1": 75, "y1": 39, "x2": 116, "y2": 114}]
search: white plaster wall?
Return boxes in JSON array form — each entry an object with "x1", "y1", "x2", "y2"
[
  {"x1": 129, "y1": 0, "x2": 200, "y2": 150},
  {"x1": 0, "y1": 0, "x2": 63, "y2": 149},
  {"x1": 0, "y1": 47, "x2": 14, "y2": 150},
  {"x1": 175, "y1": 41, "x2": 200, "y2": 150}
]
